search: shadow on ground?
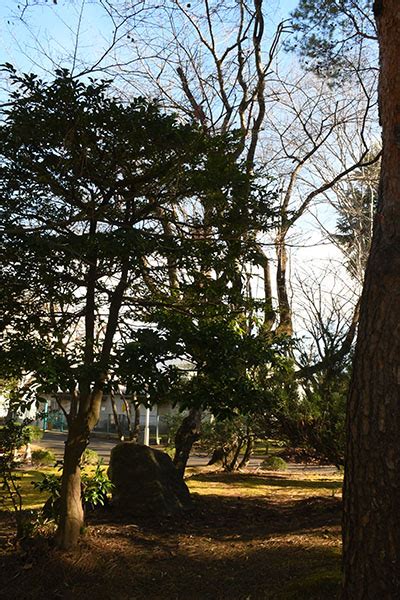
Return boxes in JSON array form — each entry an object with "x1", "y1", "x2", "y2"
[
  {"x1": 0, "y1": 488, "x2": 342, "y2": 600},
  {"x1": 188, "y1": 471, "x2": 341, "y2": 491}
]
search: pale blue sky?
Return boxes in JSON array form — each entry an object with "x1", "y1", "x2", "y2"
[{"x1": 0, "y1": 1, "x2": 299, "y2": 76}]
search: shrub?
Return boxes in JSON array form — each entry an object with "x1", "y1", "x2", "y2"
[
  {"x1": 261, "y1": 456, "x2": 288, "y2": 471},
  {"x1": 81, "y1": 448, "x2": 99, "y2": 466},
  {"x1": 31, "y1": 449, "x2": 56, "y2": 466},
  {"x1": 81, "y1": 464, "x2": 113, "y2": 510},
  {"x1": 24, "y1": 425, "x2": 43, "y2": 443},
  {"x1": 32, "y1": 463, "x2": 113, "y2": 520}
]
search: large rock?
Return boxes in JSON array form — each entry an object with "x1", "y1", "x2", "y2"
[{"x1": 108, "y1": 442, "x2": 192, "y2": 517}]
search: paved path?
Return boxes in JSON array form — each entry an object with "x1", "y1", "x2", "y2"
[{"x1": 37, "y1": 431, "x2": 339, "y2": 475}]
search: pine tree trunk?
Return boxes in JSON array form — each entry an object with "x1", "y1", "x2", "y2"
[{"x1": 342, "y1": 3, "x2": 400, "y2": 597}]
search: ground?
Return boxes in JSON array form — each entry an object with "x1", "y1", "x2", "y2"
[{"x1": 0, "y1": 468, "x2": 342, "y2": 600}]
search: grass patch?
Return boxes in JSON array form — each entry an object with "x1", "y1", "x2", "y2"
[
  {"x1": 279, "y1": 564, "x2": 341, "y2": 600},
  {"x1": 0, "y1": 467, "x2": 59, "y2": 511},
  {"x1": 187, "y1": 471, "x2": 343, "y2": 499}
]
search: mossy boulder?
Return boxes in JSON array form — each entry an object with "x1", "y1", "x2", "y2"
[{"x1": 108, "y1": 443, "x2": 191, "y2": 517}]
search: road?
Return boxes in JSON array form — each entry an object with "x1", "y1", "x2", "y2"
[{"x1": 37, "y1": 431, "x2": 339, "y2": 474}]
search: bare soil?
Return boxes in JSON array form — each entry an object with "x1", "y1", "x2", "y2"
[{"x1": 0, "y1": 471, "x2": 342, "y2": 600}]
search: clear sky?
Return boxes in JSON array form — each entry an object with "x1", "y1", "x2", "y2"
[{"x1": 0, "y1": 1, "x2": 299, "y2": 77}]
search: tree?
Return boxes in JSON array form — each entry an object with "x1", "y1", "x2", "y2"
[
  {"x1": 0, "y1": 67, "x2": 250, "y2": 548},
  {"x1": 292, "y1": 0, "x2": 400, "y2": 595},
  {"x1": 288, "y1": 0, "x2": 377, "y2": 79},
  {"x1": 9, "y1": 1, "x2": 378, "y2": 344},
  {"x1": 341, "y1": 3, "x2": 400, "y2": 596},
  {"x1": 332, "y1": 156, "x2": 379, "y2": 282},
  {"x1": 121, "y1": 1, "x2": 376, "y2": 337}
]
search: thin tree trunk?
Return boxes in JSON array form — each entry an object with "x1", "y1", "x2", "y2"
[
  {"x1": 225, "y1": 438, "x2": 243, "y2": 472},
  {"x1": 120, "y1": 392, "x2": 132, "y2": 438},
  {"x1": 56, "y1": 424, "x2": 86, "y2": 550},
  {"x1": 238, "y1": 430, "x2": 254, "y2": 469},
  {"x1": 130, "y1": 400, "x2": 141, "y2": 443},
  {"x1": 173, "y1": 408, "x2": 202, "y2": 477},
  {"x1": 342, "y1": 3, "x2": 400, "y2": 597},
  {"x1": 275, "y1": 232, "x2": 293, "y2": 336},
  {"x1": 110, "y1": 388, "x2": 124, "y2": 441}
]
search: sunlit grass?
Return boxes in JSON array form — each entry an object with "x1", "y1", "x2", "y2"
[
  {"x1": 186, "y1": 470, "x2": 343, "y2": 499},
  {"x1": 0, "y1": 467, "x2": 58, "y2": 511},
  {"x1": 1, "y1": 463, "x2": 108, "y2": 511}
]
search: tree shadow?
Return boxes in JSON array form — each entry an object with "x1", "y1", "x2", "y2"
[
  {"x1": 187, "y1": 471, "x2": 342, "y2": 491},
  {"x1": 0, "y1": 524, "x2": 341, "y2": 600},
  {"x1": 0, "y1": 472, "x2": 342, "y2": 600}
]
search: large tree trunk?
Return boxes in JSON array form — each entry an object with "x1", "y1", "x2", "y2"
[
  {"x1": 173, "y1": 408, "x2": 202, "y2": 477},
  {"x1": 342, "y1": 3, "x2": 400, "y2": 597}
]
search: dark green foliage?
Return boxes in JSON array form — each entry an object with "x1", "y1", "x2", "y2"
[
  {"x1": 33, "y1": 463, "x2": 113, "y2": 520},
  {"x1": 118, "y1": 311, "x2": 292, "y2": 419},
  {"x1": 0, "y1": 66, "x2": 257, "y2": 399},
  {"x1": 270, "y1": 362, "x2": 349, "y2": 466},
  {"x1": 0, "y1": 420, "x2": 31, "y2": 537},
  {"x1": 0, "y1": 420, "x2": 33, "y2": 451},
  {"x1": 287, "y1": 1, "x2": 376, "y2": 78}
]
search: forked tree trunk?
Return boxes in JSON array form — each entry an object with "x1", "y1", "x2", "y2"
[
  {"x1": 238, "y1": 430, "x2": 254, "y2": 469},
  {"x1": 173, "y1": 408, "x2": 202, "y2": 477},
  {"x1": 342, "y1": 3, "x2": 400, "y2": 597},
  {"x1": 56, "y1": 388, "x2": 104, "y2": 550}
]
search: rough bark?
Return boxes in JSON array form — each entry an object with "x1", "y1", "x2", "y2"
[
  {"x1": 56, "y1": 425, "x2": 87, "y2": 550},
  {"x1": 342, "y1": 3, "x2": 400, "y2": 597},
  {"x1": 173, "y1": 408, "x2": 202, "y2": 477},
  {"x1": 56, "y1": 386, "x2": 104, "y2": 549}
]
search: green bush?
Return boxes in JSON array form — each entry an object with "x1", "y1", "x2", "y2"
[
  {"x1": 81, "y1": 464, "x2": 114, "y2": 510},
  {"x1": 31, "y1": 449, "x2": 56, "y2": 466},
  {"x1": 81, "y1": 448, "x2": 99, "y2": 466},
  {"x1": 32, "y1": 463, "x2": 113, "y2": 520},
  {"x1": 261, "y1": 456, "x2": 288, "y2": 471},
  {"x1": 24, "y1": 425, "x2": 43, "y2": 443}
]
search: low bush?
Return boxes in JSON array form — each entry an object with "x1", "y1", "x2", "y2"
[
  {"x1": 32, "y1": 463, "x2": 113, "y2": 521},
  {"x1": 261, "y1": 456, "x2": 288, "y2": 471},
  {"x1": 81, "y1": 448, "x2": 99, "y2": 466},
  {"x1": 31, "y1": 449, "x2": 56, "y2": 466}
]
